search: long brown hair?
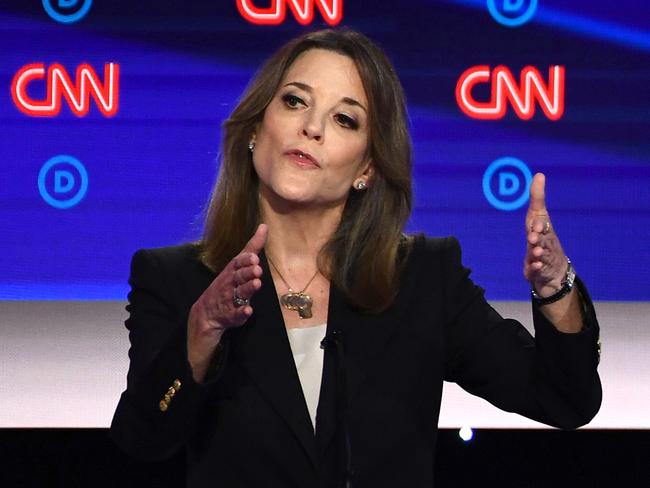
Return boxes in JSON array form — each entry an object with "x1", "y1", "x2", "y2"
[{"x1": 201, "y1": 28, "x2": 413, "y2": 313}]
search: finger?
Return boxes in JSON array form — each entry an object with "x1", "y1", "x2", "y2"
[
  {"x1": 229, "y1": 285, "x2": 251, "y2": 317},
  {"x1": 527, "y1": 230, "x2": 540, "y2": 246},
  {"x1": 243, "y1": 224, "x2": 268, "y2": 254},
  {"x1": 233, "y1": 305, "x2": 254, "y2": 323},
  {"x1": 529, "y1": 215, "x2": 549, "y2": 233},
  {"x1": 234, "y1": 264, "x2": 263, "y2": 285},
  {"x1": 527, "y1": 217, "x2": 553, "y2": 246},
  {"x1": 235, "y1": 278, "x2": 262, "y2": 299},
  {"x1": 525, "y1": 251, "x2": 547, "y2": 273},
  {"x1": 528, "y1": 173, "x2": 546, "y2": 213},
  {"x1": 526, "y1": 245, "x2": 559, "y2": 273},
  {"x1": 232, "y1": 251, "x2": 260, "y2": 272},
  {"x1": 527, "y1": 228, "x2": 547, "y2": 248},
  {"x1": 530, "y1": 245, "x2": 545, "y2": 258}
]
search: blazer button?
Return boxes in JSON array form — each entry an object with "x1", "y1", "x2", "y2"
[
  {"x1": 173, "y1": 379, "x2": 182, "y2": 390},
  {"x1": 159, "y1": 400, "x2": 168, "y2": 412}
]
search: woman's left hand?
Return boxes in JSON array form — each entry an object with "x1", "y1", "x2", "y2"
[{"x1": 524, "y1": 173, "x2": 568, "y2": 296}]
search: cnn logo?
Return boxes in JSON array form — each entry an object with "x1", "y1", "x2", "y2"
[
  {"x1": 456, "y1": 65, "x2": 565, "y2": 121},
  {"x1": 11, "y1": 62, "x2": 120, "y2": 117},
  {"x1": 236, "y1": 0, "x2": 343, "y2": 25}
]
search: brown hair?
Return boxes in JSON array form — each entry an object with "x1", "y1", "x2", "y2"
[{"x1": 201, "y1": 28, "x2": 412, "y2": 313}]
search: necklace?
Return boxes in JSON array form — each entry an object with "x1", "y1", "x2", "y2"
[{"x1": 266, "y1": 254, "x2": 318, "y2": 319}]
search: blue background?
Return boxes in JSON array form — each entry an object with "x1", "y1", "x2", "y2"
[{"x1": 1, "y1": 0, "x2": 648, "y2": 300}]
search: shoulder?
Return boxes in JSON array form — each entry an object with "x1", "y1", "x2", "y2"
[
  {"x1": 402, "y1": 234, "x2": 472, "y2": 292},
  {"x1": 134, "y1": 242, "x2": 201, "y2": 264},
  {"x1": 397, "y1": 234, "x2": 468, "y2": 293},
  {"x1": 407, "y1": 234, "x2": 462, "y2": 264},
  {"x1": 129, "y1": 242, "x2": 215, "y2": 291},
  {"x1": 131, "y1": 242, "x2": 209, "y2": 273}
]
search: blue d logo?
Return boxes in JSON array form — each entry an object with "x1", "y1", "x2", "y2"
[
  {"x1": 38, "y1": 155, "x2": 89, "y2": 209},
  {"x1": 42, "y1": 0, "x2": 93, "y2": 24},
  {"x1": 487, "y1": 0, "x2": 538, "y2": 27},
  {"x1": 482, "y1": 157, "x2": 532, "y2": 211}
]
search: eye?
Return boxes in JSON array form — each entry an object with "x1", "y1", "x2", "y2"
[
  {"x1": 335, "y1": 113, "x2": 359, "y2": 130},
  {"x1": 281, "y1": 93, "x2": 305, "y2": 109}
]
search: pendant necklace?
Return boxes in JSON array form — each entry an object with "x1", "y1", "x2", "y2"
[{"x1": 266, "y1": 254, "x2": 319, "y2": 319}]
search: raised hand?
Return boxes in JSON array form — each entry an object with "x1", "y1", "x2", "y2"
[
  {"x1": 524, "y1": 173, "x2": 568, "y2": 298},
  {"x1": 187, "y1": 224, "x2": 268, "y2": 382}
]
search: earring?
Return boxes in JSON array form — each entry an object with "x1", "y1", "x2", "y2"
[
  {"x1": 248, "y1": 139, "x2": 255, "y2": 152},
  {"x1": 355, "y1": 179, "x2": 367, "y2": 190}
]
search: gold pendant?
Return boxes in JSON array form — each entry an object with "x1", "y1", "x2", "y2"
[{"x1": 280, "y1": 291, "x2": 313, "y2": 319}]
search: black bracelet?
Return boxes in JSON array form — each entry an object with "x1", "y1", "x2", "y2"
[{"x1": 531, "y1": 258, "x2": 576, "y2": 306}]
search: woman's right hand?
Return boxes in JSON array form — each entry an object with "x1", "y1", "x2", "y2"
[{"x1": 187, "y1": 224, "x2": 268, "y2": 382}]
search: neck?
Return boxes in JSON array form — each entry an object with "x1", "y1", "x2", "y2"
[{"x1": 259, "y1": 194, "x2": 343, "y2": 277}]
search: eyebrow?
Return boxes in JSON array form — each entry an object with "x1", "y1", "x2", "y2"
[{"x1": 283, "y1": 81, "x2": 367, "y2": 113}]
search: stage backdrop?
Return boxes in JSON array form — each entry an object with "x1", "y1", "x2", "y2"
[{"x1": 1, "y1": 0, "x2": 648, "y2": 428}]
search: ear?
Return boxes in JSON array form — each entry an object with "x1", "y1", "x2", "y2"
[
  {"x1": 352, "y1": 159, "x2": 374, "y2": 190},
  {"x1": 362, "y1": 159, "x2": 375, "y2": 180},
  {"x1": 251, "y1": 120, "x2": 261, "y2": 141}
]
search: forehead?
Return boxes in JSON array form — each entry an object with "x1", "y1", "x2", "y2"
[{"x1": 281, "y1": 49, "x2": 367, "y2": 105}]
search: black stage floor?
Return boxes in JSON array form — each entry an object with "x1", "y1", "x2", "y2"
[{"x1": 0, "y1": 429, "x2": 646, "y2": 487}]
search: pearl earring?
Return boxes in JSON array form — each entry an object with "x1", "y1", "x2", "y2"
[
  {"x1": 248, "y1": 140, "x2": 255, "y2": 152},
  {"x1": 355, "y1": 180, "x2": 367, "y2": 190}
]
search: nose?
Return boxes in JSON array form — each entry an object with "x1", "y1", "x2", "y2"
[{"x1": 301, "y1": 113, "x2": 324, "y2": 142}]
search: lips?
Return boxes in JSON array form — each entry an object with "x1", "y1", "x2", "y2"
[{"x1": 285, "y1": 149, "x2": 320, "y2": 168}]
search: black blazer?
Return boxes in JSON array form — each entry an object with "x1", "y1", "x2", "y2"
[{"x1": 110, "y1": 236, "x2": 601, "y2": 487}]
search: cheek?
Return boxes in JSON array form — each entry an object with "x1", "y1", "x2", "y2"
[
  {"x1": 255, "y1": 127, "x2": 278, "y2": 154},
  {"x1": 252, "y1": 122, "x2": 282, "y2": 174},
  {"x1": 256, "y1": 106, "x2": 284, "y2": 146},
  {"x1": 330, "y1": 139, "x2": 368, "y2": 176}
]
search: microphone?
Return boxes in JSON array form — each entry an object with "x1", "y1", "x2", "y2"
[{"x1": 320, "y1": 329, "x2": 343, "y2": 351}]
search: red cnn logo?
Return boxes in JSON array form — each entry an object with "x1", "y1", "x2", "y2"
[
  {"x1": 455, "y1": 65, "x2": 565, "y2": 120},
  {"x1": 11, "y1": 63, "x2": 120, "y2": 117},
  {"x1": 236, "y1": 0, "x2": 343, "y2": 25}
]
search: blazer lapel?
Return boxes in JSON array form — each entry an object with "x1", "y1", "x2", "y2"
[
  {"x1": 316, "y1": 282, "x2": 403, "y2": 454},
  {"x1": 235, "y1": 252, "x2": 319, "y2": 469}
]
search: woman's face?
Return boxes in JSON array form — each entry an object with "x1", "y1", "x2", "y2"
[{"x1": 252, "y1": 48, "x2": 372, "y2": 211}]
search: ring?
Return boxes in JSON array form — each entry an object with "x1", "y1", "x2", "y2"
[
  {"x1": 543, "y1": 221, "x2": 551, "y2": 234},
  {"x1": 233, "y1": 287, "x2": 249, "y2": 307}
]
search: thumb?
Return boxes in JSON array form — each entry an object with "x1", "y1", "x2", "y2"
[
  {"x1": 528, "y1": 172, "x2": 547, "y2": 213},
  {"x1": 243, "y1": 223, "x2": 268, "y2": 254}
]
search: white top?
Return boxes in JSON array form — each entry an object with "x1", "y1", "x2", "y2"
[{"x1": 285, "y1": 323, "x2": 326, "y2": 431}]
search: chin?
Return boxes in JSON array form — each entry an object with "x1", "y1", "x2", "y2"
[
  {"x1": 260, "y1": 177, "x2": 344, "y2": 209},
  {"x1": 263, "y1": 182, "x2": 311, "y2": 206},
  {"x1": 276, "y1": 189, "x2": 314, "y2": 206},
  {"x1": 266, "y1": 173, "x2": 314, "y2": 200}
]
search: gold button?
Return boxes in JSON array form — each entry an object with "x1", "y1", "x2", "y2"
[
  {"x1": 164, "y1": 393, "x2": 172, "y2": 402},
  {"x1": 159, "y1": 400, "x2": 168, "y2": 412},
  {"x1": 173, "y1": 379, "x2": 182, "y2": 390},
  {"x1": 167, "y1": 387, "x2": 176, "y2": 396}
]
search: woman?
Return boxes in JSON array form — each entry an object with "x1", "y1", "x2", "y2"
[{"x1": 111, "y1": 29, "x2": 601, "y2": 487}]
